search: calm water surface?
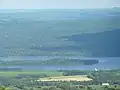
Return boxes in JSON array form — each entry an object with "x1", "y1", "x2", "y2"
[{"x1": 0, "y1": 56, "x2": 120, "y2": 70}]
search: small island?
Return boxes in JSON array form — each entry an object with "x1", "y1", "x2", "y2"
[{"x1": 40, "y1": 59, "x2": 99, "y2": 66}]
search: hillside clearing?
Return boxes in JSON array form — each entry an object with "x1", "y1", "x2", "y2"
[{"x1": 37, "y1": 75, "x2": 92, "y2": 81}]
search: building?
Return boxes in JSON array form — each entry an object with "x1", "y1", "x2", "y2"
[{"x1": 102, "y1": 83, "x2": 110, "y2": 86}]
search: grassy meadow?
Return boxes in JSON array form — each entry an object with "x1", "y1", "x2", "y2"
[{"x1": 0, "y1": 70, "x2": 63, "y2": 77}]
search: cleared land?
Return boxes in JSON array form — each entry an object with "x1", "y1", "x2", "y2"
[
  {"x1": 0, "y1": 71, "x2": 63, "y2": 76},
  {"x1": 38, "y1": 75, "x2": 92, "y2": 81}
]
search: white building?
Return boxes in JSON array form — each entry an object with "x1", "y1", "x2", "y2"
[
  {"x1": 94, "y1": 68, "x2": 98, "y2": 71},
  {"x1": 102, "y1": 83, "x2": 110, "y2": 86}
]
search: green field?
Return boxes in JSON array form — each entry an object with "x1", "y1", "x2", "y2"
[
  {"x1": 0, "y1": 69, "x2": 120, "y2": 90},
  {"x1": 0, "y1": 70, "x2": 63, "y2": 77}
]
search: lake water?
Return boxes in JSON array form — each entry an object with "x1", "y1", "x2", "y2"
[
  {"x1": 0, "y1": 9, "x2": 120, "y2": 70},
  {"x1": 1, "y1": 56, "x2": 120, "y2": 70}
]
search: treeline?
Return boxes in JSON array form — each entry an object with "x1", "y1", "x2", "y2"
[
  {"x1": 15, "y1": 73, "x2": 48, "y2": 79},
  {"x1": 58, "y1": 70, "x2": 87, "y2": 76},
  {"x1": 87, "y1": 70, "x2": 120, "y2": 85},
  {"x1": 0, "y1": 68, "x2": 22, "y2": 71},
  {"x1": 1, "y1": 83, "x2": 120, "y2": 90},
  {"x1": 0, "y1": 69, "x2": 120, "y2": 89},
  {"x1": 58, "y1": 70, "x2": 120, "y2": 85},
  {"x1": 39, "y1": 85, "x2": 120, "y2": 90}
]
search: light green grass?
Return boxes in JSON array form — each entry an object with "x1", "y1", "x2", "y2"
[{"x1": 0, "y1": 70, "x2": 63, "y2": 77}]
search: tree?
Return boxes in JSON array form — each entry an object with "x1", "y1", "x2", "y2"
[
  {"x1": 0, "y1": 86, "x2": 6, "y2": 90},
  {"x1": 56, "y1": 83, "x2": 70, "y2": 90},
  {"x1": 87, "y1": 86, "x2": 92, "y2": 90}
]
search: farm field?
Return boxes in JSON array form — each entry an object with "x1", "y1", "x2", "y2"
[{"x1": 38, "y1": 75, "x2": 92, "y2": 81}]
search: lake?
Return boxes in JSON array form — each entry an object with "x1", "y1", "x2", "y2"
[
  {"x1": 1, "y1": 56, "x2": 120, "y2": 70},
  {"x1": 0, "y1": 9, "x2": 120, "y2": 70}
]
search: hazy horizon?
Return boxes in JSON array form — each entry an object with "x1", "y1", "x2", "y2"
[{"x1": 0, "y1": 0, "x2": 120, "y2": 9}]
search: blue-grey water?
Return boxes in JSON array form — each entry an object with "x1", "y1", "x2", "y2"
[
  {"x1": 1, "y1": 56, "x2": 120, "y2": 70},
  {"x1": 0, "y1": 9, "x2": 120, "y2": 70}
]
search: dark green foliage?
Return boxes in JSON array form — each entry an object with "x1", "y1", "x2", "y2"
[
  {"x1": 62, "y1": 70, "x2": 87, "y2": 76},
  {"x1": 0, "y1": 68, "x2": 22, "y2": 71},
  {"x1": 16, "y1": 73, "x2": 48, "y2": 79},
  {"x1": 87, "y1": 70, "x2": 120, "y2": 85},
  {"x1": 87, "y1": 86, "x2": 93, "y2": 90},
  {"x1": 107, "y1": 87, "x2": 115, "y2": 90},
  {"x1": 48, "y1": 87, "x2": 58, "y2": 90},
  {"x1": 42, "y1": 88, "x2": 49, "y2": 90},
  {"x1": 0, "y1": 69, "x2": 120, "y2": 90}
]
